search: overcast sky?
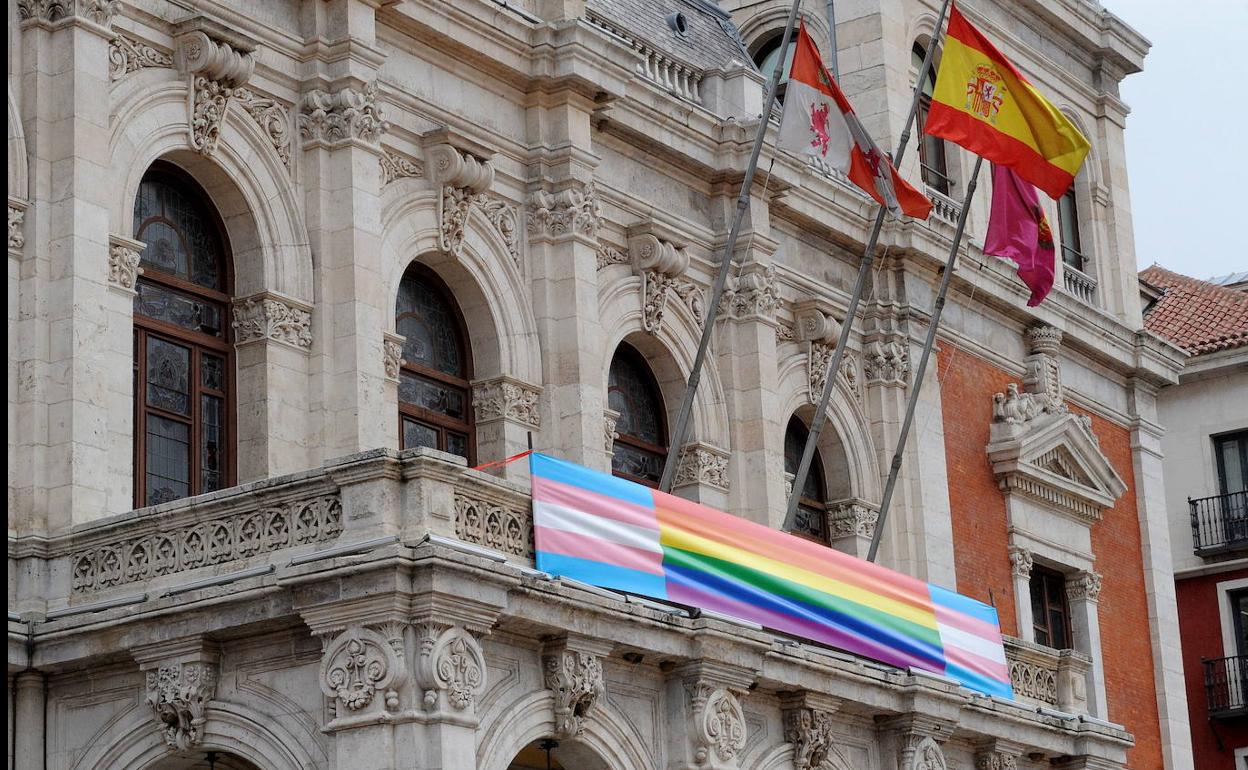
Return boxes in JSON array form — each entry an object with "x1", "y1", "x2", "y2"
[{"x1": 1109, "y1": 0, "x2": 1247, "y2": 281}]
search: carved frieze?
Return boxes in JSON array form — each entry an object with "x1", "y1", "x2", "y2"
[
  {"x1": 526, "y1": 182, "x2": 601, "y2": 240},
  {"x1": 108, "y1": 235, "x2": 144, "y2": 292},
  {"x1": 674, "y1": 443, "x2": 730, "y2": 492},
  {"x1": 864, "y1": 339, "x2": 909, "y2": 386},
  {"x1": 379, "y1": 148, "x2": 424, "y2": 185},
  {"x1": 472, "y1": 376, "x2": 541, "y2": 429},
  {"x1": 414, "y1": 622, "x2": 487, "y2": 713},
  {"x1": 298, "y1": 82, "x2": 390, "y2": 147},
  {"x1": 145, "y1": 660, "x2": 217, "y2": 750},
  {"x1": 319, "y1": 624, "x2": 404, "y2": 714},
  {"x1": 454, "y1": 493, "x2": 533, "y2": 559},
  {"x1": 543, "y1": 648, "x2": 605, "y2": 739},
  {"x1": 232, "y1": 292, "x2": 313, "y2": 351},
  {"x1": 109, "y1": 33, "x2": 173, "y2": 80}
]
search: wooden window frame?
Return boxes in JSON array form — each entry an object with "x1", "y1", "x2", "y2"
[
  {"x1": 1030, "y1": 565, "x2": 1073, "y2": 650},
  {"x1": 1214, "y1": 430, "x2": 1248, "y2": 495},
  {"x1": 395, "y1": 263, "x2": 476, "y2": 464},
  {"x1": 132, "y1": 162, "x2": 236, "y2": 508},
  {"x1": 608, "y1": 343, "x2": 669, "y2": 488}
]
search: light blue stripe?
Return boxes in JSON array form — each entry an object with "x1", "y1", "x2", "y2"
[
  {"x1": 530, "y1": 453, "x2": 654, "y2": 509},
  {"x1": 929, "y1": 583, "x2": 1000, "y2": 626},
  {"x1": 536, "y1": 550, "x2": 669, "y2": 599},
  {"x1": 944, "y1": 661, "x2": 1014, "y2": 700}
]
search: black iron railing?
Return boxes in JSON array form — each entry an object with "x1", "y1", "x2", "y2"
[
  {"x1": 1205, "y1": 655, "x2": 1248, "y2": 718},
  {"x1": 1191, "y1": 490, "x2": 1248, "y2": 555}
]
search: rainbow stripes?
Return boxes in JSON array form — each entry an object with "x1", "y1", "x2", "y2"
[{"x1": 530, "y1": 453, "x2": 1013, "y2": 699}]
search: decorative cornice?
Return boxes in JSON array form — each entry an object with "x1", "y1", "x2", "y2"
[
  {"x1": 231, "y1": 292, "x2": 313, "y2": 351},
  {"x1": 298, "y1": 81, "x2": 390, "y2": 149},
  {"x1": 382, "y1": 332, "x2": 405, "y2": 382},
  {"x1": 526, "y1": 181, "x2": 602, "y2": 241},
  {"x1": 471, "y1": 376, "x2": 541, "y2": 429},
  {"x1": 379, "y1": 148, "x2": 425, "y2": 185},
  {"x1": 109, "y1": 32, "x2": 173, "y2": 81},
  {"x1": 1065, "y1": 570, "x2": 1102, "y2": 603},
  {"x1": 107, "y1": 234, "x2": 145, "y2": 293},
  {"x1": 673, "y1": 442, "x2": 730, "y2": 492}
]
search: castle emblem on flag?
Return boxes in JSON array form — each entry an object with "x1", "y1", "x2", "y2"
[
  {"x1": 965, "y1": 64, "x2": 1006, "y2": 122},
  {"x1": 809, "y1": 102, "x2": 832, "y2": 156}
]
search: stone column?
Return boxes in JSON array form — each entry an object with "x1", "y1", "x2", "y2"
[
  {"x1": 665, "y1": 661, "x2": 753, "y2": 770},
  {"x1": 104, "y1": 235, "x2": 144, "y2": 511},
  {"x1": 1009, "y1": 545, "x2": 1034, "y2": 640},
  {"x1": 13, "y1": 671, "x2": 44, "y2": 770},
  {"x1": 18, "y1": 2, "x2": 120, "y2": 531},
  {"x1": 1066, "y1": 571, "x2": 1107, "y2": 719}
]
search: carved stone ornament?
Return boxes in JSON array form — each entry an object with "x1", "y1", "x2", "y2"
[
  {"x1": 718, "y1": 264, "x2": 778, "y2": 321},
  {"x1": 383, "y1": 333, "x2": 405, "y2": 382},
  {"x1": 109, "y1": 33, "x2": 173, "y2": 80},
  {"x1": 783, "y1": 706, "x2": 841, "y2": 770},
  {"x1": 808, "y1": 343, "x2": 861, "y2": 404},
  {"x1": 379, "y1": 148, "x2": 425, "y2": 185},
  {"x1": 991, "y1": 383, "x2": 1056, "y2": 425},
  {"x1": 232, "y1": 293, "x2": 313, "y2": 351},
  {"x1": 827, "y1": 500, "x2": 877, "y2": 539},
  {"x1": 18, "y1": 0, "x2": 118, "y2": 28},
  {"x1": 414, "y1": 622, "x2": 487, "y2": 713},
  {"x1": 596, "y1": 244, "x2": 629, "y2": 270},
  {"x1": 911, "y1": 736, "x2": 948, "y2": 770},
  {"x1": 674, "y1": 443, "x2": 730, "y2": 492},
  {"x1": 1065, "y1": 570, "x2": 1103, "y2": 603},
  {"x1": 1008, "y1": 546, "x2": 1033, "y2": 579},
  {"x1": 687, "y1": 681, "x2": 747, "y2": 766},
  {"x1": 298, "y1": 81, "x2": 390, "y2": 147},
  {"x1": 864, "y1": 339, "x2": 909, "y2": 386},
  {"x1": 472, "y1": 377, "x2": 541, "y2": 429},
  {"x1": 526, "y1": 182, "x2": 602, "y2": 240},
  {"x1": 108, "y1": 235, "x2": 144, "y2": 292},
  {"x1": 9, "y1": 202, "x2": 27, "y2": 252},
  {"x1": 176, "y1": 29, "x2": 255, "y2": 158},
  {"x1": 233, "y1": 87, "x2": 293, "y2": 168},
  {"x1": 604, "y1": 409, "x2": 621, "y2": 455},
  {"x1": 145, "y1": 661, "x2": 217, "y2": 750},
  {"x1": 544, "y1": 649, "x2": 605, "y2": 739},
  {"x1": 318, "y1": 624, "x2": 404, "y2": 713},
  {"x1": 632, "y1": 232, "x2": 700, "y2": 335},
  {"x1": 975, "y1": 750, "x2": 1019, "y2": 770},
  {"x1": 454, "y1": 492, "x2": 534, "y2": 558}
]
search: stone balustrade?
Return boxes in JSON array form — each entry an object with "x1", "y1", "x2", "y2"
[
  {"x1": 1062, "y1": 264, "x2": 1098, "y2": 305},
  {"x1": 1004, "y1": 634, "x2": 1092, "y2": 714},
  {"x1": 585, "y1": 14, "x2": 704, "y2": 104},
  {"x1": 926, "y1": 186, "x2": 962, "y2": 226}
]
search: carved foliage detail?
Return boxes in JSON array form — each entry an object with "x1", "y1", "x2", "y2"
[
  {"x1": 383, "y1": 335, "x2": 404, "y2": 381},
  {"x1": 783, "y1": 707, "x2": 839, "y2": 770},
  {"x1": 544, "y1": 650, "x2": 604, "y2": 739},
  {"x1": 233, "y1": 88, "x2": 292, "y2": 168},
  {"x1": 109, "y1": 242, "x2": 143, "y2": 291},
  {"x1": 1008, "y1": 546, "x2": 1033, "y2": 579},
  {"x1": 827, "y1": 502, "x2": 877, "y2": 539},
  {"x1": 109, "y1": 33, "x2": 173, "y2": 80},
  {"x1": 189, "y1": 76, "x2": 233, "y2": 157},
  {"x1": 687, "y1": 682, "x2": 747, "y2": 765},
  {"x1": 911, "y1": 737, "x2": 948, "y2": 770},
  {"x1": 9, "y1": 205, "x2": 26, "y2": 251},
  {"x1": 319, "y1": 625, "x2": 403, "y2": 713},
  {"x1": 1066, "y1": 571, "x2": 1102, "y2": 602},
  {"x1": 145, "y1": 662, "x2": 217, "y2": 751},
  {"x1": 472, "y1": 378, "x2": 541, "y2": 429},
  {"x1": 232, "y1": 294, "x2": 313, "y2": 350},
  {"x1": 379, "y1": 148, "x2": 424, "y2": 184},
  {"x1": 526, "y1": 182, "x2": 601, "y2": 239},
  {"x1": 454, "y1": 494, "x2": 533, "y2": 558},
  {"x1": 864, "y1": 339, "x2": 909, "y2": 385},
  {"x1": 975, "y1": 751, "x2": 1018, "y2": 770},
  {"x1": 19, "y1": 0, "x2": 118, "y2": 26},
  {"x1": 674, "y1": 444, "x2": 730, "y2": 491},
  {"x1": 298, "y1": 82, "x2": 390, "y2": 145},
  {"x1": 718, "y1": 265, "x2": 777, "y2": 320},
  {"x1": 415, "y1": 623, "x2": 486, "y2": 712}
]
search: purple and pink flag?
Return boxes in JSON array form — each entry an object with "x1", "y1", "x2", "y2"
[
  {"x1": 530, "y1": 452, "x2": 1013, "y2": 699},
  {"x1": 984, "y1": 163, "x2": 1056, "y2": 306}
]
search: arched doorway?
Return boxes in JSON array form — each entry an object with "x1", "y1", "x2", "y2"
[
  {"x1": 506, "y1": 738, "x2": 611, "y2": 770},
  {"x1": 144, "y1": 751, "x2": 261, "y2": 770}
]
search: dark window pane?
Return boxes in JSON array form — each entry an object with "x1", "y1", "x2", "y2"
[
  {"x1": 794, "y1": 504, "x2": 827, "y2": 541},
  {"x1": 1034, "y1": 625, "x2": 1050, "y2": 648},
  {"x1": 145, "y1": 338, "x2": 191, "y2": 414},
  {"x1": 201, "y1": 353, "x2": 224, "y2": 390},
  {"x1": 134, "y1": 176, "x2": 224, "y2": 290},
  {"x1": 135, "y1": 281, "x2": 225, "y2": 337},
  {"x1": 1049, "y1": 610, "x2": 1068, "y2": 649},
  {"x1": 610, "y1": 442, "x2": 664, "y2": 484},
  {"x1": 784, "y1": 418, "x2": 825, "y2": 503},
  {"x1": 145, "y1": 414, "x2": 190, "y2": 504},
  {"x1": 1058, "y1": 189, "x2": 1082, "y2": 268},
  {"x1": 446, "y1": 432, "x2": 468, "y2": 460},
  {"x1": 201, "y1": 394, "x2": 223, "y2": 493},
  {"x1": 395, "y1": 274, "x2": 463, "y2": 376},
  {"x1": 608, "y1": 347, "x2": 664, "y2": 446},
  {"x1": 399, "y1": 373, "x2": 465, "y2": 420},
  {"x1": 403, "y1": 418, "x2": 439, "y2": 451}
]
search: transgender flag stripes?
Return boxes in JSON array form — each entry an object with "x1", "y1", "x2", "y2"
[{"x1": 530, "y1": 453, "x2": 1013, "y2": 699}]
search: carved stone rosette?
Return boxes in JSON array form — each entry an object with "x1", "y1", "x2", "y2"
[
  {"x1": 383, "y1": 332, "x2": 405, "y2": 382},
  {"x1": 526, "y1": 181, "x2": 601, "y2": 241},
  {"x1": 472, "y1": 376, "x2": 541, "y2": 429},
  {"x1": 145, "y1": 660, "x2": 217, "y2": 750},
  {"x1": 318, "y1": 624, "x2": 405, "y2": 714},
  {"x1": 231, "y1": 292, "x2": 313, "y2": 351},
  {"x1": 175, "y1": 27, "x2": 256, "y2": 157},
  {"x1": 298, "y1": 81, "x2": 390, "y2": 148},
  {"x1": 673, "y1": 442, "x2": 730, "y2": 492},
  {"x1": 414, "y1": 622, "x2": 487, "y2": 714},
  {"x1": 1065, "y1": 570, "x2": 1102, "y2": 603},
  {"x1": 543, "y1": 648, "x2": 605, "y2": 739},
  {"x1": 108, "y1": 234, "x2": 145, "y2": 292},
  {"x1": 109, "y1": 32, "x2": 173, "y2": 80},
  {"x1": 686, "y1": 680, "x2": 747, "y2": 767}
]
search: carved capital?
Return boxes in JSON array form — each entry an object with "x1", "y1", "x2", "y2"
[
  {"x1": 109, "y1": 33, "x2": 173, "y2": 81},
  {"x1": 827, "y1": 499, "x2": 878, "y2": 540},
  {"x1": 1008, "y1": 546, "x2": 1033, "y2": 579},
  {"x1": 1066, "y1": 570, "x2": 1102, "y2": 603},
  {"x1": 9, "y1": 200, "x2": 28, "y2": 253},
  {"x1": 413, "y1": 622, "x2": 486, "y2": 714},
  {"x1": 974, "y1": 749, "x2": 1019, "y2": 770},
  {"x1": 526, "y1": 181, "x2": 601, "y2": 241},
  {"x1": 674, "y1": 442, "x2": 730, "y2": 492},
  {"x1": 718, "y1": 263, "x2": 777, "y2": 322},
  {"x1": 543, "y1": 647, "x2": 605, "y2": 739},
  {"x1": 298, "y1": 81, "x2": 390, "y2": 148},
  {"x1": 108, "y1": 234, "x2": 145, "y2": 292},
  {"x1": 318, "y1": 623, "x2": 404, "y2": 715},
  {"x1": 604, "y1": 408, "x2": 621, "y2": 455},
  {"x1": 472, "y1": 376, "x2": 541, "y2": 429},
  {"x1": 133, "y1": 639, "x2": 220, "y2": 752},
  {"x1": 18, "y1": 0, "x2": 118, "y2": 30},
  {"x1": 780, "y1": 693, "x2": 843, "y2": 770},
  {"x1": 383, "y1": 332, "x2": 405, "y2": 382},
  {"x1": 232, "y1": 292, "x2": 313, "y2": 351},
  {"x1": 864, "y1": 339, "x2": 909, "y2": 386}
]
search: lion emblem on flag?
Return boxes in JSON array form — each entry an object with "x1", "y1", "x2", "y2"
[
  {"x1": 808, "y1": 102, "x2": 831, "y2": 156},
  {"x1": 966, "y1": 64, "x2": 1006, "y2": 122}
]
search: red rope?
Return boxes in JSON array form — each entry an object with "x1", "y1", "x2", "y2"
[{"x1": 470, "y1": 449, "x2": 533, "y2": 472}]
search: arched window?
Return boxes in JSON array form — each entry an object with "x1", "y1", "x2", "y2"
[
  {"x1": 607, "y1": 343, "x2": 668, "y2": 486},
  {"x1": 395, "y1": 263, "x2": 474, "y2": 461},
  {"x1": 753, "y1": 32, "x2": 796, "y2": 101},
  {"x1": 913, "y1": 43, "x2": 951, "y2": 196},
  {"x1": 784, "y1": 417, "x2": 828, "y2": 543},
  {"x1": 1058, "y1": 186, "x2": 1085, "y2": 272},
  {"x1": 132, "y1": 162, "x2": 233, "y2": 507}
]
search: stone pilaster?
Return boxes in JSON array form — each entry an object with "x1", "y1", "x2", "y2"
[
  {"x1": 471, "y1": 375, "x2": 541, "y2": 481},
  {"x1": 877, "y1": 714, "x2": 957, "y2": 770},
  {"x1": 673, "y1": 441, "x2": 730, "y2": 509},
  {"x1": 13, "y1": 671, "x2": 46, "y2": 770},
  {"x1": 1009, "y1": 545, "x2": 1034, "y2": 639},
  {"x1": 1066, "y1": 570, "x2": 1107, "y2": 718}
]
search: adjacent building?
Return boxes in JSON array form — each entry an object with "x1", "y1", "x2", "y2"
[
  {"x1": 1143, "y1": 265, "x2": 1248, "y2": 770},
  {"x1": 8, "y1": 1, "x2": 1193, "y2": 769}
]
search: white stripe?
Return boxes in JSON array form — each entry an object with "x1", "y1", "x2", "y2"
[
  {"x1": 937, "y1": 622, "x2": 1007, "y2": 665},
  {"x1": 776, "y1": 81, "x2": 852, "y2": 173},
  {"x1": 533, "y1": 501, "x2": 663, "y2": 553}
]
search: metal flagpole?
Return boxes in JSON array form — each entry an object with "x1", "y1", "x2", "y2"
[
  {"x1": 658, "y1": 0, "x2": 805, "y2": 492},
  {"x1": 782, "y1": 0, "x2": 952, "y2": 531},
  {"x1": 865, "y1": 153, "x2": 984, "y2": 563}
]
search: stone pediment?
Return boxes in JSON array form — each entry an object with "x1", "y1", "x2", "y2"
[{"x1": 987, "y1": 407, "x2": 1127, "y2": 523}]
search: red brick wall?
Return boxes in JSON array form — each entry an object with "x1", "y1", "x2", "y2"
[
  {"x1": 1176, "y1": 568, "x2": 1248, "y2": 770},
  {"x1": 938, "y1": 346, "x2": 1164, "y2": 770}
]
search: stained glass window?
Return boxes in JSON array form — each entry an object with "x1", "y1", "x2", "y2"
[
  {"x1": 132, "y1": 162, "x2": 233, "y2": 508},
  {"x1": 396, "y1": 263, "x2": 473, "y2": 462},
  {"x1": 608, "y1": 344, "x2": 667, "y2": 486},
  {"x1": 784, "y1": 417, "x2": 828, "y2": 543}
]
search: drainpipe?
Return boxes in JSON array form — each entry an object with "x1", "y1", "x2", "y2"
[{"x1": 825, "y1": 0, "x2": 839, "y2": 79}]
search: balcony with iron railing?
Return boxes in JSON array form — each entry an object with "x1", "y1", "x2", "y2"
[
  {"x1": 1191, "y1": 490, "x2": 1248, "y2": 556},
  {"x1": 1204, "y1": 655, "x2": 1248, "y2": 719}
]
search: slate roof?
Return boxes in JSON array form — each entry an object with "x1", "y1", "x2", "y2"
[
  {"x1": 1139, "y1": 265, "x2": 1248, "y2": 355},
  {"x1": 587, "y1": 0, "x2": 754, "y2": 72}
]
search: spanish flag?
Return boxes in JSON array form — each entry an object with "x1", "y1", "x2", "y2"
[{"x1": 925, "y1": 4, "x2": 1089, "y2": 200}]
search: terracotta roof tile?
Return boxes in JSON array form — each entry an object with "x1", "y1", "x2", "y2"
[{"x1": 1139, "y1": 265, "x2": 1248, "y2": 355}]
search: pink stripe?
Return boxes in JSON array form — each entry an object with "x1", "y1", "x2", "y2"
[
  {"x1": 533, "y1": 476, "x2": 659, "y2": 532},
  {"x1": 945, "y1": 644, "x2": 1010, "y2": 684},
  {"x1": 934, "y1": 604, "x2": 1003, "y2": 642},
  {"x1": 534, "y1": 525, "x2": 665, "y2": 576}
]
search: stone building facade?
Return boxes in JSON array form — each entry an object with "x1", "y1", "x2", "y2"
[{"x1": 6, "y1": 0, "x2": 1192, "y2": 769}]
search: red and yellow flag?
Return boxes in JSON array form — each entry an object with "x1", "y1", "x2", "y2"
[{"x1": 925, "y1": 4, "x2": 1089, "y2": 199}]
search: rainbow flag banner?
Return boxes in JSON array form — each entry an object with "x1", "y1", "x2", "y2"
[{"x1": 530, "y1": 453, "x2": 1013, "y2": 699}]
